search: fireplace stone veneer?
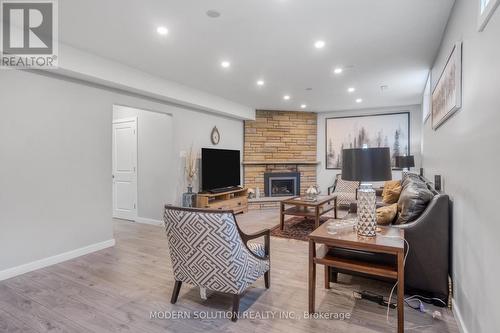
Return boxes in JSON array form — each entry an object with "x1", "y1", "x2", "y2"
[{"x1": 243, "y1": 110, "x2": 317, "y2": 197}]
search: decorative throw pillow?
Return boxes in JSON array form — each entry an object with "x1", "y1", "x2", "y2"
[
  {"x1": 402, "y1": 173, "x2": 423, "y2": 189},
  {"x1": 376, "y1": 203, "x2": 398, "y2": 225},
  {"x1": 395, "y1": 180, "x2": 434, "y2": 225},
  {"x1": 382, "y1": 180, "x2": 402, "y2": 204}
]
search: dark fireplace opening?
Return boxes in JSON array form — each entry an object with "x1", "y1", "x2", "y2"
[{"x1": 264, "y1": 172, "x2": 300, "y2": 197}]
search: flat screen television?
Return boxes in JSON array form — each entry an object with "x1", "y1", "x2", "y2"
[{"x1": 201, "y1": 148, "x2": 241, "y2": 191}]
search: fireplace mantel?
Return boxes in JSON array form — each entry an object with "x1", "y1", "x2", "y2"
[{"x1": 242, "y1": 161, "x2": 320, "y2": 165}]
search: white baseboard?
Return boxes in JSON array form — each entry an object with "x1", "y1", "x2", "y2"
[
  {"x1": 0, "y1": 239, "x2": 115, "y2": 282},
  {"x1": 134, "y1": 217, "x2": 163, "y2": 226},
  {"x1": 452, "y1": 298, "x2": 469, "y2": 333}
]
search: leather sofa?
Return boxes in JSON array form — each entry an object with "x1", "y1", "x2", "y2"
[{"x1": 331, "y1": 175, "x2": 451, "y2": 304}]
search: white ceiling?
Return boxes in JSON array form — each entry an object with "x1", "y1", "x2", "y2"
[{"x1": 59, "y1": 0, "x2": 454, "y2": 112}]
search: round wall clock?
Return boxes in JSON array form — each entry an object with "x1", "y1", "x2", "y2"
[{"x1": 211, "y1": 126, "x2": 220, "y2": 145}]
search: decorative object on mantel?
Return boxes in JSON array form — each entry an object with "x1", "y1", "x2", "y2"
[
  {"x1": 247, "y1": 188, "x2": 255, "y2": 199},
  {"x1": 342, "y1": 147, "x2": 392, "y2": 237},
  {"x1": 432, "y1": 42, "x2": 462, "y2": 130},
  {"x1": 326, "y1": 112, "x2": 410, "y2": 169},
  {"x1": 305, "y1": 185, "x2": 321, "y2": 201},
  {"x1": 255, "y1": 187, "x2": 261, "y2": 199},
  {"x1": 210, "y1": 126, "x2": 220, "y2": 145},
  {"x1": 182, "y1": 147, "x2": 197, "y2": 207},
  {"x1": 477, "y1": 0, "x2": 500, "y2": 31}
]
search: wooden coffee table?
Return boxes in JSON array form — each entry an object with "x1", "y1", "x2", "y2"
[
  {"x1": 308, "y1": 221, "x2": 405, "y2": 333},
  {"x1": 280, "y1": 195, "x2": 337, "y2": 231}
]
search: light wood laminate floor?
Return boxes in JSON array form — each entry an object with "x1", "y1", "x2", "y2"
[{"x1": 0, "y1": 209, "x2": 458, "y2": 332}]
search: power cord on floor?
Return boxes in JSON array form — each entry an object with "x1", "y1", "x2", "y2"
[
  {"x1": 378, "y1": 234, "x2": 444, "y2": 331},
  {"x1": 406, "y1": 294, "x2": 447, "y2": 307}
]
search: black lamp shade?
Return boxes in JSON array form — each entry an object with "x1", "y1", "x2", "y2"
[
  {"x1": 341, "y1": 148, "x2": 392, "y2": 182},
  {"x1": 395, "y1": 155, "x2": 415, "y2": 169}
]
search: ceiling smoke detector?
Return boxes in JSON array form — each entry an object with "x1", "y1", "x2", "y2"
[{"x1": 206, "y1": 10, "x2": 221, "y2": 18}]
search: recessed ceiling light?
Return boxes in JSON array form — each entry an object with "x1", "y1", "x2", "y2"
[
  {"x1": 256, "y1": 80, "x2": 265, "y2": 86},
  {"x1": 221, "y1": 61, "x2": 231, "y2": 68},
  {"x1": 314, "y1": 40, "x2": 325, "y2": 49},
  {"x1": 333, "y1": 67, "x2": 343, "y2": 74},
  {"x1": 206, "y1": 10, "x2": 221, "y2": 18},
  {"x1": 356, "y1": 98, "x2": 363, "y2": 103},
  {"x1": 283, "y1": 95, "x2": 291, "y2": 100},
  {"x1": 156, "y1": 26, "x2": 168, "y2": 36},
  {"x1": 300, "y1": 104, "x2": 307, "y2": 109},
  {"x1": 348, "y1": 87, "x2": 355, "y2": 93}
]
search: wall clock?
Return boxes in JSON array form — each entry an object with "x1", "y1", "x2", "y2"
[{"x1": 211, "y1": 126, "x2": 220, "y2": 145}]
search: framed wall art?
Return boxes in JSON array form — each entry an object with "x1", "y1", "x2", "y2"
[
  {"x1": 432, "y1": 42, "x2": 462, "y2": 130},
  {"x1": 325, "y1": 112, "x2": 410, "y2": 169}
]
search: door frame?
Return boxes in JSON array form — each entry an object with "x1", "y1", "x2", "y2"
[{"x1": 112, "y1": 116, "x2": 138, "y2": 221}]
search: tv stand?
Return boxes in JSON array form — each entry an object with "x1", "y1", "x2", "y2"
[{"x1": 196, "y1": 188, "x2": 248, "y2": 214}]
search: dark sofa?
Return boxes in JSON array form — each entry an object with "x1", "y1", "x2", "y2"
[{"x1": 331, "y1": 174, "x2": 451, "y2": 304}]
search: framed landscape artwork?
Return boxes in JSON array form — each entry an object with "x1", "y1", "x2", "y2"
[
  {"x1": 325, "y1": 112, "x2": 410, "y2": 169},
  {"x1": 432, "y1": 42, "x2": 462, "y2": 130}
]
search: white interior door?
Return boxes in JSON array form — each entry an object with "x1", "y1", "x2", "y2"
[{"x1": 112, "y1": 118, "x2": 137, "y2": 220}]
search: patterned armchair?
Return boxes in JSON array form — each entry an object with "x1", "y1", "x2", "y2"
[
  {"x1": 327, "y1": 174, "x2": 360, "y2": 209},
  {"x1": 164, "y1": 206, "x2": 270, "y2": 322}
]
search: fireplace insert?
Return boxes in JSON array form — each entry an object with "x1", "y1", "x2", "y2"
[{"x1": 264, "y1": 172, "x2": 300, "y2": 197}]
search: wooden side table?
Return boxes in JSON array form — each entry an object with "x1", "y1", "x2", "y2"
[
  {"x1": 280, "y1": 195, "x2": 337, "y2": 230},
  {"x1": 308, "y1": 222, "x2": 405, "y2": 333}
]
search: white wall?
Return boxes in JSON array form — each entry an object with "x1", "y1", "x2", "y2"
[
  {"x1": 316, "y1": 105, "x2": 422, "y2": 193},
  {"x1": 0, "y1": 69, "x2": 243, "y2": 275},
  {"x1": 422, "y1": 0, "x2": 500, "y2": 332},
  {"x1": 0, "y1": 71, "x2": 114, "y2": 273},
  {"x1": 113, "y1": 105, "x2": 174, "y2": 222}
]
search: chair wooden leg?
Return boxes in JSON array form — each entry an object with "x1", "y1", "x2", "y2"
[
  {"x1": 231, "y1": 294, "x2": 240, "y2": 322},
  {"x1": 264, "y1": 270, "x2": 270, "y2": 289},
  {"x1": 170, "y1": 281, "x2": 182, "y2": 304}
]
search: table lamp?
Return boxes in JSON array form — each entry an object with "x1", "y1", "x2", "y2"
[
  {"x1": 395, "y1": 155, "x2": 415, "y2": 170},
  {"x1": 342, "y1": 147, "x2": 392, "y2": 237}
]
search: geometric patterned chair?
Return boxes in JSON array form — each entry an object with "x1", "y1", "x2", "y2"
[
  {"x1": 163, "y1": 206, "x2": 270, "y2": 322},
  {"x1": 327, "y1": 174, "x2": 360, "y2": 209}
]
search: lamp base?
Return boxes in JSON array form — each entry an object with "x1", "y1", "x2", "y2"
[{"x1": 357, "y1": 183, "x2": 377, "y2": 237}]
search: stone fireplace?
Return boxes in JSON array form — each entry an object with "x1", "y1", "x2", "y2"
[
  {"x1": 264, "y1": 172, "x2": 300, "y2": 197},
  {"x1": 243, "y1": 110, "x2": 318, "y2": 203}
]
